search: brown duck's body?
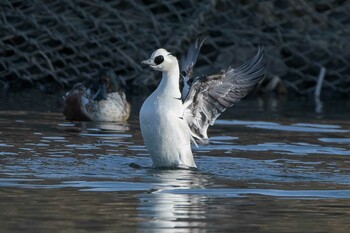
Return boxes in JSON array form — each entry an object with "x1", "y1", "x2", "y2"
[{"x1": 63, "y1": 69, "x2": 130, "y2": 122}]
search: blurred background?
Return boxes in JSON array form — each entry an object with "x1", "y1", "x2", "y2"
[{"x1": 0, "y1": 0, "x2": 349, "y2": 98}]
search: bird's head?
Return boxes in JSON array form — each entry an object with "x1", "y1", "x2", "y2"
[
  {"x1": 141, "y1": 48, "x2": 178, "y2": 72},
  {"x1": 98, "y1": 69, "x2": 120, "y2": 93}
]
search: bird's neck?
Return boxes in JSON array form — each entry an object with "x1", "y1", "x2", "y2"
[{"x1": 157, "y1": 65, "x2": 181, "y2": 99}]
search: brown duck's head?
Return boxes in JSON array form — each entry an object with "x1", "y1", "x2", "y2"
[{"x1": 92, "y1": 69, "x2": 126, "y2": 101}]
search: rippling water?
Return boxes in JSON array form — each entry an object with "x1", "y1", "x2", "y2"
[{"x1": 0, "y1": 92, "x2": 350, "y2": 232}]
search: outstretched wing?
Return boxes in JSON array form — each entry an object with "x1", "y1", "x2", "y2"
[
  {"x1": 183, "y1": 47, "x2": 266, "y2": 144},
  {"x1": 180, "y1": 35, "x2": 207, "y2": 100}
]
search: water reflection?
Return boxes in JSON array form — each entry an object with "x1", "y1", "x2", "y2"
[
  {"x1": 138, "y1": 169, "x2": 210, "y2": 232},
  {"x1": 216, "y1": 120, "x2": 349, "y2": 133},
  {"x1": 1, "y1": 96, "x2": 350, "y2": 232},
  {"x1": 199, "y1": 141, "x2": 350, "y2": 156}
]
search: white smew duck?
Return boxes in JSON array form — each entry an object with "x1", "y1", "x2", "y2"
[{"x1": 140, "y1": 37, "x2": 266, "y2": 168}]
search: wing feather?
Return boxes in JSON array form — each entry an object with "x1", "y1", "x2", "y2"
[
  {"x1": 183, "y1": 47, "x2": 266, "y2": 144},
  {"x1": 180, "y1": 35, "x2": 207, "y2": 100}
]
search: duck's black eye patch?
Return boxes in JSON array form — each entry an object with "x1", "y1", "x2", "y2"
[{"x1": 154, "y1": 55, "x2": 164, "y2": 65}]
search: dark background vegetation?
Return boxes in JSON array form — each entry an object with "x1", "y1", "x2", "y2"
[{"x1": 1, "y1": 0, "x2": 349, "y2": 98}]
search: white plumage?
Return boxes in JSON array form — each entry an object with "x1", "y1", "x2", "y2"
[
  {"x1": 140, "y1": 37, "x2": 266, "y2": 168},
  {"x1": 140, "y1": 49, "x2": 196, "y2": 168}
]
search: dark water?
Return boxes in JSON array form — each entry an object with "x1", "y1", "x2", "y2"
[{"x1": 1, "y1": 91, "x2": 350, "y2": 232}]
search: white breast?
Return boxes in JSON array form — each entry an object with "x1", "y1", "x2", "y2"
[{"x1": 140, "y1": 90, "x2": 196, "y2": 168}]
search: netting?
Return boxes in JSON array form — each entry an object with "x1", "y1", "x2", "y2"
[{"x1": 1, "y1": 0, "x2": 349, "y2": 96}]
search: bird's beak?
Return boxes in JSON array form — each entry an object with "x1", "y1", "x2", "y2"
[{"x1": 141, "y1": 59, "x2": 155, "y2": 66}]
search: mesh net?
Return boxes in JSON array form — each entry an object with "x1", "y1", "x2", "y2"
[{"x1": 1, "y1": 0, "x2": 349, "y2": 96}]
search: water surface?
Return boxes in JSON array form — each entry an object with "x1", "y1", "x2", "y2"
[{"x1": 0, "y1": 92, "x2": 350, "y2": 232}]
